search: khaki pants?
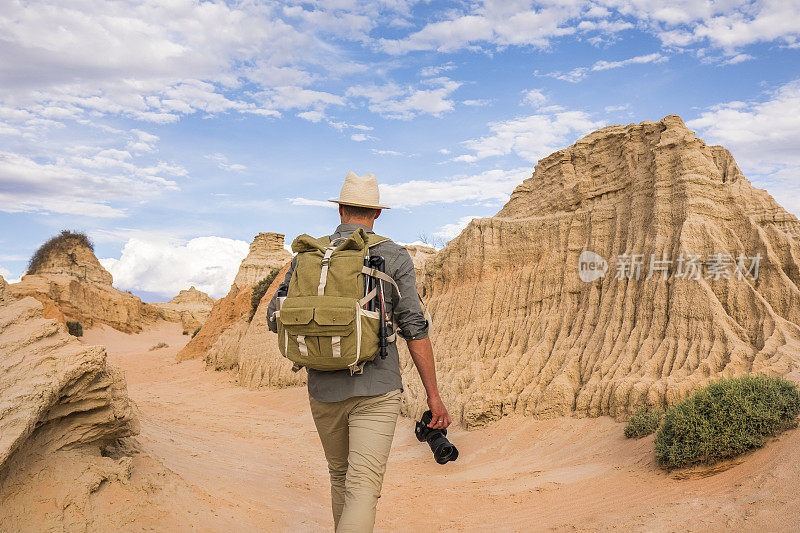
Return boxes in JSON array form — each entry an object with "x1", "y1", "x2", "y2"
[{"x1": 309, "y1": 389, "x2": 402, "y2": 532}]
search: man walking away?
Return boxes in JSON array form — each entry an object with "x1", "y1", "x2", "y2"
[{"x1": 267, "y1": 171, "x2": 451, "y2": 532}]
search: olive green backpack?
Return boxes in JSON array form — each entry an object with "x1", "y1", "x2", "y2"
[{"x1": 275, "y1": 228, "x2": 401, "y2": 374}]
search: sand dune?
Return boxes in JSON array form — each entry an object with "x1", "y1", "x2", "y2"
[{"x1": 76, "y1": 322, "x2": 800, "y2": 532}]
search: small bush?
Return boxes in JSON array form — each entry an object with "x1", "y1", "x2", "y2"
[
  {"x1": 624, "y1": 406, "x2": 662, "y2": 439},
  {"x1": 191, "y1": 327, "x2": 201, "y2": 338},
  {"x1": 149, "y1": 342, "x2": 168, "y2": 351},
  {"x1": 28, "y1": 230, "x2": 94, "y2": 275},
  {"x1": 655, "y1": 375, "x2": 800, "y2": 469},
  {"x1": 250, "y1": 268, "x2": 280, "y2": 320},
  {"x1": 182, "y1": 330, "x2": 189, "y2": 335},
  {"x1": 66, "y1": 321, "x2": 83, "y2": 337}
]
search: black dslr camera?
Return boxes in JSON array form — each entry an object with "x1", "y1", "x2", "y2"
[{"x1": 415, "y1": 410, "x2": 459, "y2": 465}]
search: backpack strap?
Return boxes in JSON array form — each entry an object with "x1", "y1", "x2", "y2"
[{"x1": 317, "y1": 246, "x2": 335, "y2": 296}]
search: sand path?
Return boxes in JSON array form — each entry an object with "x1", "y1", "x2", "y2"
[{"x1": 83, "y1": 322, "x2": 800, "y2": 532}]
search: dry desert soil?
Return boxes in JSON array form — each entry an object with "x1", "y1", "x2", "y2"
[{"x1": 81, "y1": 321, "x2": 800, "y2": 532}]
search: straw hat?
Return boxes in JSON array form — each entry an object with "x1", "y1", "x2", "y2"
[{"x1": 328, "y1": 171, "x2": 390, "y2": 210}]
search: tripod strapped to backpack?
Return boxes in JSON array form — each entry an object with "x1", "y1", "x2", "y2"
[{"x1": 364, "y1": 255, "x2": 390, "y2": 360}]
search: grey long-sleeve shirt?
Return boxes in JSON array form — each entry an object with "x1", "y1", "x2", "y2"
[{"x1": 267, "y1": 222, "x2": 429, "y2": 402}]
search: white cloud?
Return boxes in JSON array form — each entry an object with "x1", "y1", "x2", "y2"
[
  {"x1": 522, "y1": 89, "x2": 547, "y2": 107},
  {"x1": 346, "y1": 77, "x2": 462, "y2": 120},
  {"x1": 100, "y1": 236, "x2": 250, "y2": 299},
  {"x1": 0, "y1": 265, "x2": 22, "y2": 284},
  {"x1": 379, "y1": 168, "x2": 531, "y2": 208},
  {"x1": 438, "y1": 148, "x2": 451, "y2": 155},
  {"x1": 285, "y1": 168, "x2": 530, "y2": 210},
  {"x1": 721, "y1": 53, "x2": 755, "y2": 65},
  {"x1": 370, "y1": 149, "x2": 404, "y2": 156},
  {"x1": 351, "y1": 133, "x2": 376, "y2": 142},
  {"x1": 536, "y1": 52, "x2": 667, "y2": 82},
  {"x1": 592, "y1": 52, "x2": 667, "y2": 71},
  {"x1": 380, "y1": 1, "x2": 800, "y2": 56},
  {"x1": 462, "y1": 99, "x2": 493, "y2": 107},
  {"x1": 289, "y1": 197, "x2": 337, "y2": 208},
  {"x1": 687, "y1": 78, "x2": 800, "y2": 216},
  {"x1": 604, "y1": 104, "x2": 631, "y2": 113},
  {"x1": 454, "y1": 111, "x2": 603, "y2": 163},
  {"x1": 433, "y1": 215, "x2": 482, "y2": 240},
  {"x1": 420, "y1": 63, "x2": 455, "y2": 77},
  {"x1": 298, "y1": 110, "x2": 326, "y2": 122},
  {"x1": 206, "y1": 153, "x2": 246, "y2": 172},
  {"x1": 0, "y1": 148, "x2": 184, "y2": 217}
]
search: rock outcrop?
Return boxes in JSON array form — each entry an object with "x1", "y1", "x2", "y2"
[
  {"x1": 232, "y1": 232, "x2": 292, "y2": 289},
  {"x1": 152, "y1": 286, "x2": 215, "y2": 334},
  {"x1": 0, "y1": 275, "x2": 9, "y2": 303},
  {"x1": 176, "y1": 232, "x2": 290, "y2": 362},
  {"x1": 0, "y1": 292, "x2": 139, "y2": 518},
  {"x1": 400, "y1": 115, "x2": 800, "y2": 428},
  {"x1": 9, "y1": 232, "x2": 159, "y2": 333},
  {"x1": 404, "y1": 243, "x2": 437, "y2": 294}
]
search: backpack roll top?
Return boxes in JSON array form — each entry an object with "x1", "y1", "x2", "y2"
[{"x1": 277, "y1": 228, "x2": 392, "y2": 374}]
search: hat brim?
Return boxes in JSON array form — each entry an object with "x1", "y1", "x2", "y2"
[{"x1": 328, "y1": 199, "x2": 390, "y2": 210}]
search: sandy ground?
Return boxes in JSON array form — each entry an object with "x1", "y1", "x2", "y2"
[{"x1": 81, "y1": 322, "x2": 800, "y2": 532}]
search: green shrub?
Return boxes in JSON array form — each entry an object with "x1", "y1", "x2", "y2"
[
  {"x1": 28, "y1": 230, "x2": 94, "y2": 274},
  {"x1": 624, "y1": 406, "x2": 662, "y2": 439},
  {"x1": 250, "y1": 268, "x2": 280, "y2": 320},
  {"x1": 655, "y1": 375, "x2": 800, "y2": 469},
  {"x1": 66, "y1": 321, "x2": 83, "y2": 337},
  {"x1": 191, "y1": 327, "x2": 201, "y2": 338}
]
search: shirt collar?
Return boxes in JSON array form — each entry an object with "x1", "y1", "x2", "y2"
[{"x1": 333, "y1": 222, "x2": 374, "y2": 236}]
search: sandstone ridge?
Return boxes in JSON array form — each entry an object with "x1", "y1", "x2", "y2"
[
  {"x1": 152, "y1": 286, "x2": 215, "y2": 334},
  {"x1": 177, "y1": 232, "x2": 292, "y2": 363},
  {"x1": 400, "y1": 115, "x2": 800, "y2": 428},
  {"x1": 232, "y1": 232, "x2": 293, "y2": 289}
]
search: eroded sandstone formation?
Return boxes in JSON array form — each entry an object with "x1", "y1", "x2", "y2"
[
  {"x1": 399, "y1": 115, "x2": 800, "y2": 428},
  {"x1": 9, "y1": 232, "x2": 159, "y2": 333},
  {"x1": 152, "y1": 286, "x2": 215, "y2": 334},
  {"x1": 232, "y1": 232, "x2": 292, "y2": 289},
  {"x1": 0, "y1": 288, "x2": 140, "y2": 523},
  {"x1": 176, "y1": 232, "x2": 290, "y2": 362}
]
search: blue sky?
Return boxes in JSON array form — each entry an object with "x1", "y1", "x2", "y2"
[{"x1": 1, "y1": 0, "x2": 799, "y2": 300}]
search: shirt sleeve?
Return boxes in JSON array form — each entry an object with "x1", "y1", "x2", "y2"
[
  {"x1": 267, "y1": 256, "x2": 296, "y2": 333},
  {"x1": 388, "y1": 247, "x2": 429, "y2": 341}
]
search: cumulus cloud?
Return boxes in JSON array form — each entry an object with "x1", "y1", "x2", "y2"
[
  {"x1": 346, "y1": 77, "x2": 462, "y2": 120},
  {"x1": 454, "y1": 111, "x2": 603, "y2": 163},
  {"x1": 100, "y1": 236, "x2": 250, "y2": 299},
  {"x1": 380, "y1": 168, "x2": 531, "y2": 208},
  {"x1": 380, "y1": 1, "x2": 800, "y2": 57},
  {"x1": 206, "y1": 153, "x2": 246, "y2": 172},
  {"x1": 0, "y1": 148, "x2": 185, "y2": 217},
  {"x1": 522, "y1": 89, "x2": 547, "y2": 107},
  {"x1": 687, "y1": 78, "x2": 800, "y2": 216}
]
